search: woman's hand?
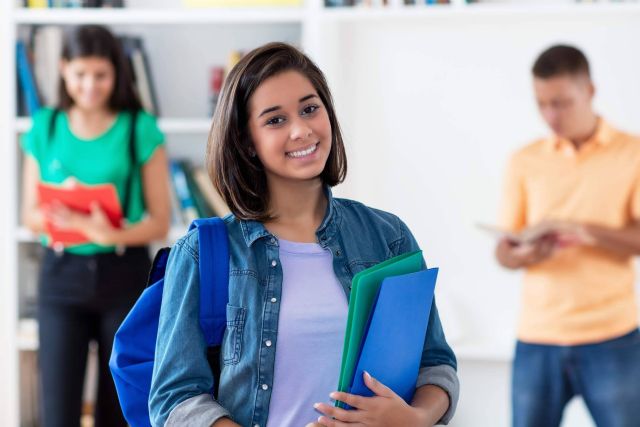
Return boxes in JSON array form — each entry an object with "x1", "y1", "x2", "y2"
[
  {"x1": 311, "y1": 372, "x2": 431, "y2": 427},
  {"x1": 45, "y1": 201, "x2": 117, "y2": 246}
]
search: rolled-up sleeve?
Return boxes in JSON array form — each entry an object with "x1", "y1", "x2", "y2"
[{"x1": 416, "y1": 365, "x2": 459, "y2": 425}]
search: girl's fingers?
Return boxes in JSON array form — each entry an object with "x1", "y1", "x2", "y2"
[
  {"x1": 314, "y1": 402, "x2": 360, "y2": 423},
  {"x1": 317, "y1": 415, "x2": 363, "y2": 427},
  {"x1": 329, "y1": 392, "x2": 369, "y2": 411},
  {"x1": 362, "y1": 371, "x2": 394, "y2": 398}
]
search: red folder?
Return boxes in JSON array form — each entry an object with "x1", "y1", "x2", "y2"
[{"x1": 37, "y1": 181, "x2": 124, "y2": 246}]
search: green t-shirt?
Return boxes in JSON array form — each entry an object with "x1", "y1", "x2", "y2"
[{"x1": 21, "y1": 107, "x2": 165, "y2": 255}]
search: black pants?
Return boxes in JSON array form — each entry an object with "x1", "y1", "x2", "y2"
[{"x1": 38, "y1": 246, "x2": 151, "y2": 427}]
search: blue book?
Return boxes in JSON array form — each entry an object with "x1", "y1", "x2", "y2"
[
  {"x1": 16, "y1": 41, "x2": 41, "y2": 116},
  {"x1": 347, "y1": 268, "x2": 438, "y2": 404},
  {"x1": 169, "y1": 160, "x2": 199, "y2": 223}
]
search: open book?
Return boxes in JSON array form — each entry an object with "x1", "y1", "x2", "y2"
[{"x1": 477, "y1": 222, "x2": 557, "y2": 245}]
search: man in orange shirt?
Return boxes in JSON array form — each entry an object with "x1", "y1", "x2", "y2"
[{"x1": 496, "y1": 45, "x2": 640, "y2": 427}]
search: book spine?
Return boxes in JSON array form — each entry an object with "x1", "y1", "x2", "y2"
[
  {"x1": 16, "y1": 41, "x2": 41, "y2": 116},
  {"x1": 169, "y1": 160, "x2": 199, "y2": 223},
  {"x1": 183, "y1": 0, "x2": 302, "y2": 7}
]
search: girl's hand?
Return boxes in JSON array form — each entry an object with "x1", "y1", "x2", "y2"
[
  {"x1": 45, "y1": 201, "x2": 117, "y2": 246},
  {"x1": 313, "y1": 372, "x2": 430, "y2": 427},
  {"x1": 79, "y1": 202, "x2": 118, "y2": 245},
  {"x1": 44, "y1": 200, "x2": 79, "y2": 230}
]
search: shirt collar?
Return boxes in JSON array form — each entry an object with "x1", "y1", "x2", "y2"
[{"x1": 546, "y1": 117, "x2": 615, "y2": 153}]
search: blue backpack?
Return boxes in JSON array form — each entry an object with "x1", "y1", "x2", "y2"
[{"x1": 109, "y1": 217, "x2": 229, "y2": 427}]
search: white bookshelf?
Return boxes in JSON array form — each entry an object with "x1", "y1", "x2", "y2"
[
  {"x1": 3, "y1": 1, "x2": 640, "y2": 426},
  {"x1": 16, "y1": 116, "x2": 213, "y2": 134},
  {"x1": 318, "y1": 1, "x2": 640, "y2": 21},
  {"x1": 14, "y1": 7, "x2": 306, "y2": 24}
]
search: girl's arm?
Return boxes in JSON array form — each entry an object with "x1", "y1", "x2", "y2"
[
  {"x1": 150, "y1": 235, "x2": 232, "y2": 426},
  {"x1": 21, "y1": 155, "x2": 47, "y2": 234},
  {"x1": 107, "y1": 146, "x2": 172, "y2": 245},
  {"x1": 410, "y1": 384, "x2": 450, "y2": 425}
]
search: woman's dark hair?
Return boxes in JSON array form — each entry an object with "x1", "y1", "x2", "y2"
[
  {"x1": 207, "y1": 42, "x2": 348, "y2": 222},
  {"x1": 532, "y1": 44, "x2": 591, "y2": 79},
  {"x1": 58, "y1": 25, "x2": 142, "y2": 111}
]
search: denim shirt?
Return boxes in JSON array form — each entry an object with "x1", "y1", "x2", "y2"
[{"x1": 150, "y1": 189, "x2": 459, "y2": 427}]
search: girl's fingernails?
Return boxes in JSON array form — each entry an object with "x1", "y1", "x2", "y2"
[
  {"x1": 329, "y1": 392, "x2": 338, "y2": 399},
  {"x1": 313, "y1": 403, "x2": 320, "y2": 409},
  {"x1": 364, "y1": 371, "x2": 372, "y2": 380}
]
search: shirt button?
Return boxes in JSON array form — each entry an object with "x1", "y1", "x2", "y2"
[
  {"x1": 254, "y1": 424, "x2": 260, "y2": 427},
  {"x1": 270, "y1": 297, "x2": 277, "y2": 303},
  {"x1": 336, "y1": 249, "x2": 342, "y2": 256},
  {"x1": 271, "y1": 260, "x2": 277, "y2": 267},
  {"x1": 270, "y1": 237, "x2": 276, "y2": 244},
  {"x1": 265, "y1": 340, "x2": 272, "y2": 347},
  {"x1": 261, "y1": 384, "x2": 269, "y2": 390}
]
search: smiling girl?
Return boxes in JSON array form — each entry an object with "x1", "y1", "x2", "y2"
[
  {"x1": 150, "y1": 42, "x2": 458, "y2": 427},
  {"x1": 21, "y1": 25, "x2": 171, "y2": 427}
]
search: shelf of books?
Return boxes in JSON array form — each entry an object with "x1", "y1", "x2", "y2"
[
  {"x1": 14, "y1": 7, "x2": 305, "y2": 25},
  {"x1": 321, "y1": 0, "x2": 640, "y2": 20}
]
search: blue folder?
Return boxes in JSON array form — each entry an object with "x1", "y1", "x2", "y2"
[{"x1": 347, "y1": 268, "x2": 438, "y2": 404}]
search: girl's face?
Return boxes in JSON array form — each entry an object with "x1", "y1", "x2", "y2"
[
  {"x1": 248, "y1": 70, "x2": 332, "y2": 187},
  {"x1": 61, "y1": 56, "x2": 115, "y2": 111}
]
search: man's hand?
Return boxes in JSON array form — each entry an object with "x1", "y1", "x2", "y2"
[
  {"x1": 496, "y1": 235, "x2": 557, "y2": 269},
  {"x1": 547, "y1": 221, "x2": 595, "y2": 247},
  {"x1": 310, "y1": 372, "x2": 433, "y2": 427}
]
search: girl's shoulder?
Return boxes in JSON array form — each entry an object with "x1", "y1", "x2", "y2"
[
  {"x1": 30, "y1": 107, "x2": 59, "y2": 128},
  {"x1": 171, "y1": 214, "x2": 238, "y2": 262},
  {"x1": 333, "y1": 197, "x2": 406, "y2": 232},
  {"x1": 133, "y1": 109, "x2": 156, "y2": 122}
]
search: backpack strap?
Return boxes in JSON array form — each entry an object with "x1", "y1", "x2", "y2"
[
  {"x1": 190, "y1": 217, "x2": 229, "y2": 347},
  {"x1": 122, "y1": 109, "x2": 139, "y2": 220},
  {"x1": 47, "y1": 108, "x2": 59, "y2": 142}
]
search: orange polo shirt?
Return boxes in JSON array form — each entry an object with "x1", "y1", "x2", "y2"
[{"x1": 500, "y1": 119, "x2": 640, "y2": 345}]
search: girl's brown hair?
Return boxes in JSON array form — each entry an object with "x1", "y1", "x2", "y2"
[
  {"x1": 207, "y1": 42, "x2": 347, "y2": 222},
  {"x1": 59, "y1": 25, "x2": 142, "y2": 112}
]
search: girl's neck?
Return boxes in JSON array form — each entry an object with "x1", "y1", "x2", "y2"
[
  {"x1": 68, "y1": 105, "x2": 118, "y2": 139},
  {"x1": 264, "y1": 178, "x2": 327, "y2": 243}
]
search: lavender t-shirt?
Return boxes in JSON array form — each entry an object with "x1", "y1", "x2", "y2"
[{"x1": 265, "y1": 238, "x2": 348, "y2": 427}]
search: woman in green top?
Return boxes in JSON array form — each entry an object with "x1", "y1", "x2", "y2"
[{"x1": 20, "y1": 25, "x2": 171, "y2": 427}]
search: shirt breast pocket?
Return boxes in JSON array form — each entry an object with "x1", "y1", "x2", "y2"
[{"x1": 222, "y1": 304, "x2": 247, "y2": 365}]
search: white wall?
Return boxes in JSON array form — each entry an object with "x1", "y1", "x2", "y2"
[{"x1": 324, "y1": 11, "x2": 640, "y2": 427}]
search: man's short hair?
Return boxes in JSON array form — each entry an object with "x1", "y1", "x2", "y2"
[{"x1": 532, "y1": 45, "x2": 591, "y2": 79}]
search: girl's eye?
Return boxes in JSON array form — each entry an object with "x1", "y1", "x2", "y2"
[
  {"x1": 301, "y1": 104, "x2": 320, "y2": 115},
  {"x1": 266, "y1": 116, "x2": 286, "y2": 126}
]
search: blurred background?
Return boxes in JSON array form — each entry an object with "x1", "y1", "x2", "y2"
[{"x1": 2, "y1": 0, "x2": 640, "y2": 426}]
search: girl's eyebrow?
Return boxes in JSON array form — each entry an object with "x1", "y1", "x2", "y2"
[{"x1": 257, "y1": 94, "x2": 318, "y2": 118}]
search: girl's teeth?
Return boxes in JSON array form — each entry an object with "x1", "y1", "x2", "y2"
[{"x1": 287, "y1": 144, "x2": 317, "y2": 158}]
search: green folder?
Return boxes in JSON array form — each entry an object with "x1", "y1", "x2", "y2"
[{"x1": 337, "y1": 250, "x2": 424, "y2": 399}]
